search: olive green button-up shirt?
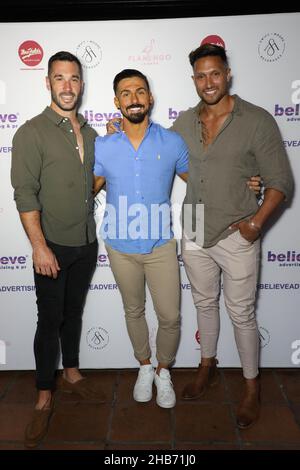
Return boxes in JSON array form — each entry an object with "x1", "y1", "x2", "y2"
[
  {"x1": 11, "y1": 106, "x2": 98, "y2": 247},
  {"x1": 172, "y1": 95, "x2": 293, "y2": 248}
]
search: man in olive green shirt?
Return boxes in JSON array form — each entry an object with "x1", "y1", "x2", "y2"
[
  {"x1": 173, "y1": 44, "x2": 293, "y2": 429},
  {"x1": 11, "y1": 51, "x2": 104, "y2": 448}
]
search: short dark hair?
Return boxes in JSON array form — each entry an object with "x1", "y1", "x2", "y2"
[
  {"x1": 189, "y1": 44, "x2": 228, "y2": 68},
  {"x1": 48, "y1": 51, "x2": 83, "y2": 79},
  {"x1": 113, "y1": 69, "x2": 150, "y2": 94}
]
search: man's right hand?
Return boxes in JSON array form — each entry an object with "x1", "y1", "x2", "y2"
[
  {"x1": 106, "y1": 117, "x2": 123, "y2": 134},
  {"x1": 32, "y1": 245, "x2": 60, "y2": 279}
]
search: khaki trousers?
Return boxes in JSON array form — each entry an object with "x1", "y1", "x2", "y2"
[
  {"x1": 182, "y1": 230, "x2": 260, "y2": 379},
  {"x1": 106, "y1": 239, "x2": 180, "y2": 365}
]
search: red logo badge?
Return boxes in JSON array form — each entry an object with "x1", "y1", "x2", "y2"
[{"x1": 18, "y1": 40, "x2": 43, "y2": 67}]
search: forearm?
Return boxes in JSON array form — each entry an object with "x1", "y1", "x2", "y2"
[
  {"x1": 19, "y1": 211, "x2": 46, "y2": 249},
  {"x1": 178, "y1": 172, "x2": 188, "y2": 182},
  {"x1": 250, "y1": 188, "x2": 285, "y2": 229},
  {"x1": 93, "y1": 175, "x2": 106, "y2": 195}
]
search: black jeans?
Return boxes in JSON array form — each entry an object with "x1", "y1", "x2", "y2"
[{"x1": 33, "y1": 239, "x2": 98, "y2": 390}]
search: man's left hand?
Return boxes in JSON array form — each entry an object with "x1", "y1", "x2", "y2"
[{"x1": 229, "y1": 219, "x2": 261, "y2": 243}]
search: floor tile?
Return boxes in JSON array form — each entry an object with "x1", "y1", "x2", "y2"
[{"x1": 175, "y1": 403, "x2": 236, "y2": 442}]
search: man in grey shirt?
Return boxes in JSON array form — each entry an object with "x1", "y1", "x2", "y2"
[
  {"x1": 11, "y1": 51, "x2": 105, "y2": 448},
  {"x1": 172, "y1": 44, "x2": 293, "y2": 429}
]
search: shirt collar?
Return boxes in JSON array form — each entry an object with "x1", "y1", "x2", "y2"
[
  {"x1": 42, "y1": 106, "x2": 87, "y2": 127},
  {"x1": 192, "y1": 94, "x2": 242, "y2": 119}
]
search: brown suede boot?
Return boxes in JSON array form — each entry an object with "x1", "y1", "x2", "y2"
[
  {"x1": 236, "y1": 376, "x2": 260, "y2": 429},
  {"x1": 181, "y1": 358, "x2": 219, "y2": 400}
]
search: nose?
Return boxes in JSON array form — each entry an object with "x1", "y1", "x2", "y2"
[
  {"x1": 205, "y1": 76, "x2": 213, "y2": 88},
  {"x1": 63, "y1": 80, "x2": 72, "y2": 91},
  {"x1": 131, "y1": 92, "x2": 139, "y2": 104}
]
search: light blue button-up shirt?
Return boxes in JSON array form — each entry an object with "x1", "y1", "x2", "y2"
[{"x1": 94, "y1": 122, "x2": 189, "y2": 254}]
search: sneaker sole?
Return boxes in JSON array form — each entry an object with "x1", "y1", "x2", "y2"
[
  {"x1": 133, "y1": 394, "x2": 153, "y2": 402},
  {"x1": 156, "y1": 398, "x2": 176, "y2": 409}
]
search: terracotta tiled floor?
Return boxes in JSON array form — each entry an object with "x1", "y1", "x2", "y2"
[{"x1": 0, "y1": 368, "x2": 300, "y2": 451}]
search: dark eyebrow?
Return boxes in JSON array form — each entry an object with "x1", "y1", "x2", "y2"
[
  {"x1": 53, "y1": 73, "x2": 80, "y2": 79},
  {"x1": 120, "y1": 86, "x2": 147, "y2": 94}
]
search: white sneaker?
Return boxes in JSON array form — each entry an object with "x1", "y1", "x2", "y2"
[
  {"x1": 133, "y1": 365, "x2": 155, "y2": 402},
  {"x1": 154, "y1": 369, "x2": 176, "y2": 408}
]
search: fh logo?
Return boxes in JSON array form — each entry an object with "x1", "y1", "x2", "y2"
[
  {"x1": 291, "y1": 339, "x2": 300, "y2": 365},
  {"x1": 0, "y1": 340, "x2": 6, "y2": 364}
]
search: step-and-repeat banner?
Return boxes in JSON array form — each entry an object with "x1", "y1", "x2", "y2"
[{"x1": 0, "y1": 12, "x2": 299, "y2": 369}]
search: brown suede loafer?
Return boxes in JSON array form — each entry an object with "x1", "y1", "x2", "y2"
[
  {"x1": 24, "y1": 397, "x2": 55, "y2": 449},
  {"x1": 57, "y1": 376, "x2": 106, "y2": 403}
]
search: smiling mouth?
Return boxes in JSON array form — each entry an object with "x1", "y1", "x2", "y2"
[
  {"x1": 60, "y1": 94, "x2": 75, "y2": 101},
  {"x1": 204, "y1": 89, "x2": 217, "y2": 95},
  {"x1": 127, "y1": 106, "x2": 144, "y2": 112}
]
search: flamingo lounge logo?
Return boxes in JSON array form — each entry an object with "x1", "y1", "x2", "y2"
[{"x1": 128, "y1": 39, "x2": 171, "y2": 65}]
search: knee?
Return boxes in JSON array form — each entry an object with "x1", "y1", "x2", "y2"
[{"x1": 158, "y1": 312, "x2": 181, "y2": 330}]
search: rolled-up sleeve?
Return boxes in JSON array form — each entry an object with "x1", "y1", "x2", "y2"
[
  {"x1": 254, "y1": 112, "x2": 294, "y2": 201},
  {"x1": 174, "y1": 133, "x2": 189, "y2": 175},
  {"x1": 11, "y1": 123, "x2": 43, "y2": 212},
  {"x1": 93, "y1": 136, "x2": 106, "y2": 177}
]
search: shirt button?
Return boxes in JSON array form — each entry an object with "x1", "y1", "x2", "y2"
[
  {"x1": 136, "y1": 173, "x2": 139, "y2": 176},
  {"x1": 199, "y1": 199, "x2": 202, "y2": 202},
  {"x1": 76, "y1": 146, "x2": 79, "y2": 149},
  {"x1": 70, "y1": 129, "x2": 73, "y2": 133},
  {"x1": 201, "y1": 179, "x2": 204, "y2": 183},
  {"x1": 136, "y1": 191, "x2": 140, "y2": 194},
  {"x1": 135, "y1": 157, "x2": 139, "y2": 160}
]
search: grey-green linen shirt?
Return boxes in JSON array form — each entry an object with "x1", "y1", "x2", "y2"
[
  {"x1": 11, "y1": 106, "x2": 98, "y2": 246},
  {"x1": 172, "y1": 95, "x2": 293, "y2": 248}
]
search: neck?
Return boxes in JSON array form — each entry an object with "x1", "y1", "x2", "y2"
[
  {"x1": 201, "y1": 94, "x2": 233, "y2": 118},
  {"x1": 123, "y1": 116, "x2": 149, "y2": 139},
  {"x1": 50, "y1": 102, "x2": 78, "y2": 124}
]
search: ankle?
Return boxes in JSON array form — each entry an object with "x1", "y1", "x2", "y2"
[
  {"x1": 156, "y1": 363, "x2": 169, "y2": 376},
  {"x1": 201, "y1": 357, "x2": 217, "y2": 367},
  {"x1": 35, "y1": 391, "x2": 52, "y2": 410},
  {"x1": 139, "y1": 358, "x2": 152, "y2": 366},
  {"x1": 63, "y1": 368, "x2": 83, "y2": 383}
]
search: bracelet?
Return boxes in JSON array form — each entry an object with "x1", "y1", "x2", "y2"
[{"x1": 249, "y1": 220, "x2": 261, "y2": 232}]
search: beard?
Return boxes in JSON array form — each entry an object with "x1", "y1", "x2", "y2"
[
  {"x1": 51, "y1": 90, "x2": 80, "y2": 112},
  {"x1": 123, "y1": 105, "x2": 149, "y2": 123}
]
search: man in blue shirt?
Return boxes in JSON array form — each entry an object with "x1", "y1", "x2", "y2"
[{"x1": 94, "y1": 69, "x2": 189, "y2": 408}]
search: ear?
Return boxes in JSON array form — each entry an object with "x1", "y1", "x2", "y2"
[
  {"x1": 191, "y1": 75, "x2": 196, "y2": 85},
  {"x1": 46, "y1": 76, "x2": 51, "y2": 91},
  {"x1": 114, "y1": 96, "x2": 120, "y2": 109},
  {"x1": 226, "y1": 68, "x2": 231, "y2": 82},
  {"x1": 81, "y1": 81, "x2": 85, "y2": 95},
  {"x1": 149, "y1": 92, "x2": 154, "y2": 105}
]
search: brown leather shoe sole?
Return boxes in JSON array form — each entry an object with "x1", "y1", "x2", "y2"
[{"x1": 237, "y1": 409, "x2": 260, "y2": 430}]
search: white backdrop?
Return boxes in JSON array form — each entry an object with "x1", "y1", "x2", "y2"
[{"x1": 0, "y1": 12, "x2": 299, "y2": 370}]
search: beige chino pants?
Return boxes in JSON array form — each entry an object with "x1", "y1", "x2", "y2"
[
  {"x1": 182, "y1": 230, "x2": 261, "y2": 379},
  {"x1": 106, "y1": 239, "x2": 180, "y2": 365}
]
